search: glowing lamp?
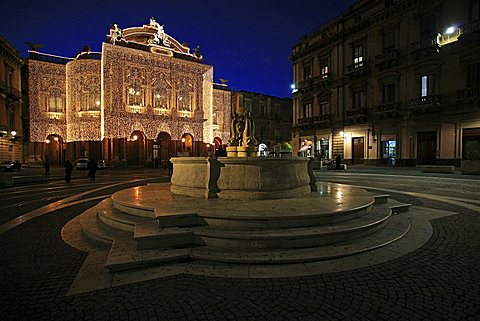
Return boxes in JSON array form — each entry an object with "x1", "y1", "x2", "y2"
[
  {"x1": 290, "y1": 84, "x2": 296, "y2": 90},
  {"x1": 207, "y1": 143, "x2": 210, "y2": 147},
  {"x1": 95, "y1": 100, "x2": 101, "y2": 106},
  {"x1": 445, "y1": 26, "x2": 456, "y2": 35},
  {"x1": 181, "y1": 137, "x2": 186, "y2": 143},
  {"x1": 46, "y1": 139, "x2": 51, "y2": 144},
  {"x1": 11, "y1": 131, "x2": 17, "y2": 136},
  {"x1": 339, "y1": 131, "x2": 344, "y2": 137},
  {"x1": 54, "y1": 136, "x2": 59, "y2": 141},
  {"x1": 133, "y1": 135, "x2": 138, "y2": 141}
]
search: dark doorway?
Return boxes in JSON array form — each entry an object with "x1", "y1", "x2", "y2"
[
  {"x1": 462, "y1": 128, "x2": 480, "y2": 159},
  {"x1": 417, "y1": 131, "x2": 437, "y2": 165},
  {"x1": 127, "y1": 131, "x2": 145, "y2": 166},
  {"x1": 352, "y1": 137, "x2": 364, "y2": 164}
]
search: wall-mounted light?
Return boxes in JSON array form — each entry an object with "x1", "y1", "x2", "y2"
[
  {"x1": 11, "y1": 131, "x2": 17, "y2": 137},
  {"x1": 181, "y1": 137, "x2": 186, "y2": 143},
  {"x1": 46, "y1": 139, "x2": 51, "y2": 144},
  {"x1": 445, "y1": 26, "x2": 457, "y2": 35},
  {"x1": 339, "y1": 131, "x2": 344, "y2": 137},
  {"x1": 54, "y1": 136, "x2": 59, "y2": 141},
  {"x1": 291, "y1": 83, "x2": 298, "y2": 94}
]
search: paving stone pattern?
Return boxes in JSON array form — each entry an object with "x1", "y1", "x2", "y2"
[{"x1": 1, "y1": 196, "x2": 479, "y2": 320}]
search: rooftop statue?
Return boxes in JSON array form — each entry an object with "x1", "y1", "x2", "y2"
[
  {"x1": 149, "y1": 17, "x2": 170, "y2": 47},
  {"x1": 110, "y1": 24, "x2": 123, "y2": 44}
]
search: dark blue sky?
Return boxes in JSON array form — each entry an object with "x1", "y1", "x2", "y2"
[{"x1": 1, "y1": 0, "x2": 357, "y2": 97}]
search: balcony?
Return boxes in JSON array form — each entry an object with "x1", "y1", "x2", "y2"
[
  {"x1": 410, "y1": 37, "x2": 439, "y2": 58},
  {"x1": 46, "y1": 111, "x2": 65, "y2": 120},
  {"x1": 312, "y1": 114, "x2": 334, "y2": 128},
  {"x1": 127, "y1": 105, "x2": 146, "y2": 114},
  {"x1": 78, "y1": 110, "x2": 101, "y2": 118},
  {"x1": 375, "y1": 49, "x2": 400, "y2": 70},
  {"x1": 177, "y1": 110, "x2": 193, "y2": 118},
  {"x1": 410, "y1": 95, "x2": 441, "y2": 114},
  {"x1": 153, "y1": 108, "x2": 171, "y2": 116},
  {"x1": 458, "y1": 86, "x2": 480, "y2": 100},
  {"x1": 346, "y1": 108, "x2": 370, "y2": 124},
  {"x1": 346, "y1": 62, "x2": 368, "y2": 78},
  {"x1": 374, "y1": 102, "x2": 401, "y2": 119},
  {"x1": 298, "y1": 77, "x2": 313, "y2": 90},
  {"x1": 457, "y1": 87, "x2": 480, "y2": 110},
  {"x1": 460, "y1": 20, "x2": 480, "y2": 43}
]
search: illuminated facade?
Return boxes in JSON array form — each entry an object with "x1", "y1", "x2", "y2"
[
  {"x1": 0, "y1": 36, "x2": 23, "y2": 162},
  {"x1": 291, "y1": 0, "x2": 480, "y2": 165},
  {"x1": 26, "y1": 19, "x2": 231, "y2": 165}
]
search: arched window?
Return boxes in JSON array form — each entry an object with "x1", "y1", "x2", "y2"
[
  {"x1": 48, "y1": 88, "x2": 64, "y2": 113},
  {"x1": 177, "y1": 82, "x2": 193, "y2": 112},
  {"x1": 153, "y1": 85, "x2": 169, "y2": 109},
  {"x1": 127, "y1": 78, "x2": 144, "y2": 106}
]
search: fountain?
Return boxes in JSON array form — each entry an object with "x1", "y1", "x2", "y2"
[{"x1": 62, "y1": 109, "x2": 414, "y2": 282}]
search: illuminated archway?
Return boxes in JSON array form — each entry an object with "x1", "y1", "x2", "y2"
[
  {"x1": 155, "y1": 132, "x2": 172, "y2": 166},
  {"x1": 180, "y1": 133, "x2": 193, "y2": 156},
  {"x1": 45, "y1": 134, "x2": 64, "y2": 164},
  {"x1": 127, "y1": 130, "x2": 146, "y2": 166}
]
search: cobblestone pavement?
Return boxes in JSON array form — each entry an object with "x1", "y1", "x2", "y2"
[{"x1": 1, "y1": 190, "x2": 480, "y2": 320}]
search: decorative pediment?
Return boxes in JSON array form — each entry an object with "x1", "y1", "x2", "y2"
[{"x1": 106, "y1": 18, "x2": 203, "y2": 61}]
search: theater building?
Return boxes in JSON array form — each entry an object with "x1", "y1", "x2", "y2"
[
  {"x1": 25, "y1": 18, "x2": 231, "y2": 166},
  {"x1": 291, "y1": 0, "x2": 480, "y2": 166}
]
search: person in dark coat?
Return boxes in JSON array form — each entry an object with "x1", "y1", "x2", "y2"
[
  {"x1": 44, "y1": 158, "x2": 50, "y2": 175},
  {"x1": 64, "y1": 160, "x2": 73, "y2": 183},
  {"x1": 167, "y1": 158, "x2": 173, "y2": 176},
  {"x1": 87, "y1": 159, "x2": 97, "y2": 182},
  {"x1": 335, "y1": 154, "x2": 342, "y2": 170}
]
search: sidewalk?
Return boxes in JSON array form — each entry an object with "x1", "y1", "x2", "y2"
[{"x1": 319, "y1": 164, "x2": 480, "y2": 179}]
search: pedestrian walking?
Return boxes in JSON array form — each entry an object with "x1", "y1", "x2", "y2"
[
  {"x1": 335, "y1": 154, "x2": 342, "y2": 170},
  {"x1": 167, "y1": 158, "x2": 173, "y2": 176},
  {"x1": 64, "y1": 160, "x2": 73, "y2": 183},
  {"x1": 44, "y1": 158, "x2": 50, "y2": 175},
  {"x1": 87, "y1": 159, "x2": 97, "y2": 182}
]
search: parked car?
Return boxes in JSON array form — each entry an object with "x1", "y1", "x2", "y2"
[
  {"x1": 97, "y1": 159, "x2": 108, "y2": 169},
  {"x1": 0, "y1": 160, "x2": 21, "y2": 172},
  {"x1": 76, "y1": 158, "x2": 89, "y2": 170}
]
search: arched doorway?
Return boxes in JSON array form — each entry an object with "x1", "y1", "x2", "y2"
[
  {"x1": 180, "y1": 133, "x2": 193, "y2": 156},
  {"x1": 127, "y1": 130, "x2": 146, "y2": 166},
  {"x1": 45, "y1": 134, "x2": 64, "y2": 164},
  {"x1": 155, "y1": 132, "x2": 172, "y2": 167},
  {"x1": 213, "y1": 137, "x2": 222, "y2": 149}
]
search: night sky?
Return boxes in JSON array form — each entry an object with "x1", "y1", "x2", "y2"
[{"x1": 1, "y1": 0, "x2": 357, "y2": 98}]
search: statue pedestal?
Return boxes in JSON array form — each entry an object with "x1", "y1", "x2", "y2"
[
  {"x1": 237, "y1": 146, "x2": 257, "y2": 157},
  {"x1": 226, "y1": 146, "x2": 238, "y2": 157}
]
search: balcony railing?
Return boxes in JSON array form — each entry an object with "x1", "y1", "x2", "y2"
[
  {"x1": 410, "y1": 37, "x2": 439, "y2": 53},
  {"x1": 297, "y1": 117, "x2": 313, "y2": 126},
  {"x1": 78, "y1": 110, "x2": 101, "y2": 118},
  {"x1": 375, "y1": 49, "x2": 399, "y2": 63},
  {"x1": 410, "y1": 95, "x2": 441, "y2": 108},
  {"x1": 346, "y1": 108, "x2": 369, "y2": 118},
  {"x1": 127, "y1": 105, "x2": 146, "y2": 114},
  {"x1": 457, "y1": 86, "x2": 480, "y2": 100},
  {"x1": 462, "y1": 20, "x2": 480, "y2": 35},
  {"x1": 153, "y1": 108, "x2": 171, "y2": 116},
  {"x1": 346, "y1": 62, "x2": 366, "y2": 73},
  {"x1": 298, "y1": 77, "x2": 313, "y2": 89},
  {"x1": 46, "y1": 111, "x2": 65, "y2": 119},
  {"x1": 312, "y1": 114, "x2": 333, "y2": 125},
  {"x1": 375, "y1": 102, "x2": 400, "y2": 114}
]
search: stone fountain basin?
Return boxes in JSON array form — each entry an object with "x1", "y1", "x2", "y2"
[{"x1": 170, "y1": 157, "x2": 314, "y2": 200}]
